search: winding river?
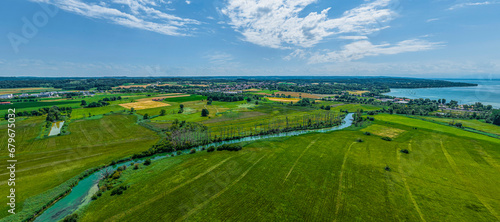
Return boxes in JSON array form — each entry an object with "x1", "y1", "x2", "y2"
[{"x1": 35, "y1": 113, "x2": 354, "y2": 221}]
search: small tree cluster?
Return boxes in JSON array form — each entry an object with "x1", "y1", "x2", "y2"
[
  {"x1": 381, "y1": 137, "x2": 392, "y2": 141},
  {"x1": 201, "y1": 109, "x2": 209, "y2": 117},
  {"x1": 216, "y1": 144, "x2": 243, "y2": 151}
]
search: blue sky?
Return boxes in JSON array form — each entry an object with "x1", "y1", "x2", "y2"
[{"x1": 0, "y1": 0, "x2": 499, "y2": 78}]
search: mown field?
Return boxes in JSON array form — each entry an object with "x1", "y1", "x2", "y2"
[
  {"x1": 415, "y1": 116, "x2": 500, "y2": 136},
  {"x1": 0, "y1": 114, "x2": 159, "y2": 221},
  {"x1": 78, "y1": 114, "x2": 500, "y2": 221}
]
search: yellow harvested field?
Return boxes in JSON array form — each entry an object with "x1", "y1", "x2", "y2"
[
  {"x1": 40, "y1": 98, "x2": 69, "y2": 102},
  {"x1": 114, "y1": 84, "x2": 152, "y2": 89},
  {"x1": 361, "y1": 124, "x2": 406, "y2": 138},
  {"x1": 348, "y1": 90, "x2": 370, "y2": 95},
  {"x1": 244, "y1": 88, "x2": 260, "y2": 92},
  {"x1": 267, "y1": 97, "x2": 301, "y2": 102},
  {"x1": 119, "y1": 101, "x2": 171, "y2": 110},
  {"x1": 274, "y1": 91, "x2": 321, "y2": 99}
]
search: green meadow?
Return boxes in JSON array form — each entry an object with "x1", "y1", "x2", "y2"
[
  {"x1": 1, "y1": 90, "x2": 499, "y2": 222},
  {"x1": 78, "y1": 114, "x2": 500, "y2": 221},
  {"x1": 0, "y1": 114, "x2": 159, "y2": 221}
]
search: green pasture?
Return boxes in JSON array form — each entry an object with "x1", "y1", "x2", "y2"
[
  {"x1": 0, "y1": 114, "x2": 159, "y2": 221},
  {"x1": 330, "y1": 103, "x2": 383, "y2": 112},
  {"x1": 415, "y1": 116, "x2": 500, "y2": 136}
]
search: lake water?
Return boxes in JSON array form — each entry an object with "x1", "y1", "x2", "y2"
[{"x1": 384, "y1": 79, "x2": 500, "y2": 108}]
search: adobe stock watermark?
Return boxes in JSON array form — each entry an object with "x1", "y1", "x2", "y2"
[{"x1": 7, "y1": 3, "x2": 59, "y2": 54}]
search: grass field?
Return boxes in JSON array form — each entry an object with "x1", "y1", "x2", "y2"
[
  {"x1": 71, "y1": 105, "x2": 129, "y2": 119},
  {"x1": 330, "y1": 103, "x2": 383, "y2": 112},
  {"x1": 267, "y1": 97, "x2": 301, "y2": 102},
  {"x1": 361, "y1": 124, "x2": 406, "y2": 138},
  {"x1": 347, "y1": 90, "x2": 370, "y2": 95},
  {"x1": 119, "y1": 101, "x2": 171, "y2": 110},
  {"x1": 78, "y1": 114, "x2": 500, "y2": 221},
  {"x1": 0, "y1": 114, "x2": 159, "y2": 221},
  {"x1": 163, "y1": 95, "x2": 207, "y2": 103},
  {"x1": 0, "y1": 87, "x2": 61, "y2": 95}
]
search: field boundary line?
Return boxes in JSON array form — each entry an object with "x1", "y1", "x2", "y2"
[
  {"x1": 175, "y1": 154, "x2": 267, "y2": 222},
  {"x1": 398, "y1": 141, "x2": 426, "y2": 222},
  {"x1": 333, "y1": 142, "x2": 356, "y2": 222},
  {"x1": 101, "y1": 118, "x2": 119, "y2": 138},
  {"x1": 440, "y1": 140, "x2": 500, "y2": 221},
  {"x1": 283, "y1": 138, "x2": 319, "y2": 183},
  {"x1": 106, "y1": 155, "x2": 239, "y2": 222}
]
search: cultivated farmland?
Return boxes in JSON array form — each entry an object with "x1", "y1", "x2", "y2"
[
  {"x1": 119, "y1": 101, "x2": 171, "y2": 110},
  {"x1": 0, "y1": 114, "x2": 159, "y2": 220}
]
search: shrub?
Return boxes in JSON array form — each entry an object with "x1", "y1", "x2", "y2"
[
  {"x1": 91, "y1": 194, "x2": 98, "y2": 200},
  {"x1": 143, "y1": 159, "x2": 151, "y2": 166},
  {"x1": 190, "y1": 149, "x2": 196, "y2": 154},
  {"x1": 133, "y1": 163, "x2": 139, "y2": 170},
  {"x1": 63, "y1": 214, "x2": 78, "y2": 222},
  {"x1": 110, "y1": 185, "x2": 128, "y2": 196},
  {"x1": 381, "y1": 137, "x2": 392, "y2": 141},
  {"x1": 364, "y1": 131, "x2": 371, "y2": 135},
  {"x1": 201, "y1": 109, "x2": 209, "y2": 117},
  {"x1": 356, "y1": 138, "x2": 364, "y2": 142},
  {"x1": 207, "y1": 147, "x2": 215, "y2": 152},
  {"x1": 96, "y1": 191, "x2": 102, "y2": 197},
  {"x1": 400, "y1": 149, "x2": 410, "y2": 154},
  {"x1": 177, "y1": 150, "x2": 183, "y2": 156}
]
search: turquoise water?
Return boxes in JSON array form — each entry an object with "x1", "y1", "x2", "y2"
[
  {"x1": 385, "y1": 80, "x2": 500, "y2": 108},
  {"x1": 35, "y1": 113, "x2": 354, "y2": 221}
]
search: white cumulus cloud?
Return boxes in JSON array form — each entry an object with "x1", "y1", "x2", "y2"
[{"x1": 221, "y1": 0, "x2": 397, "y2": 49}]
